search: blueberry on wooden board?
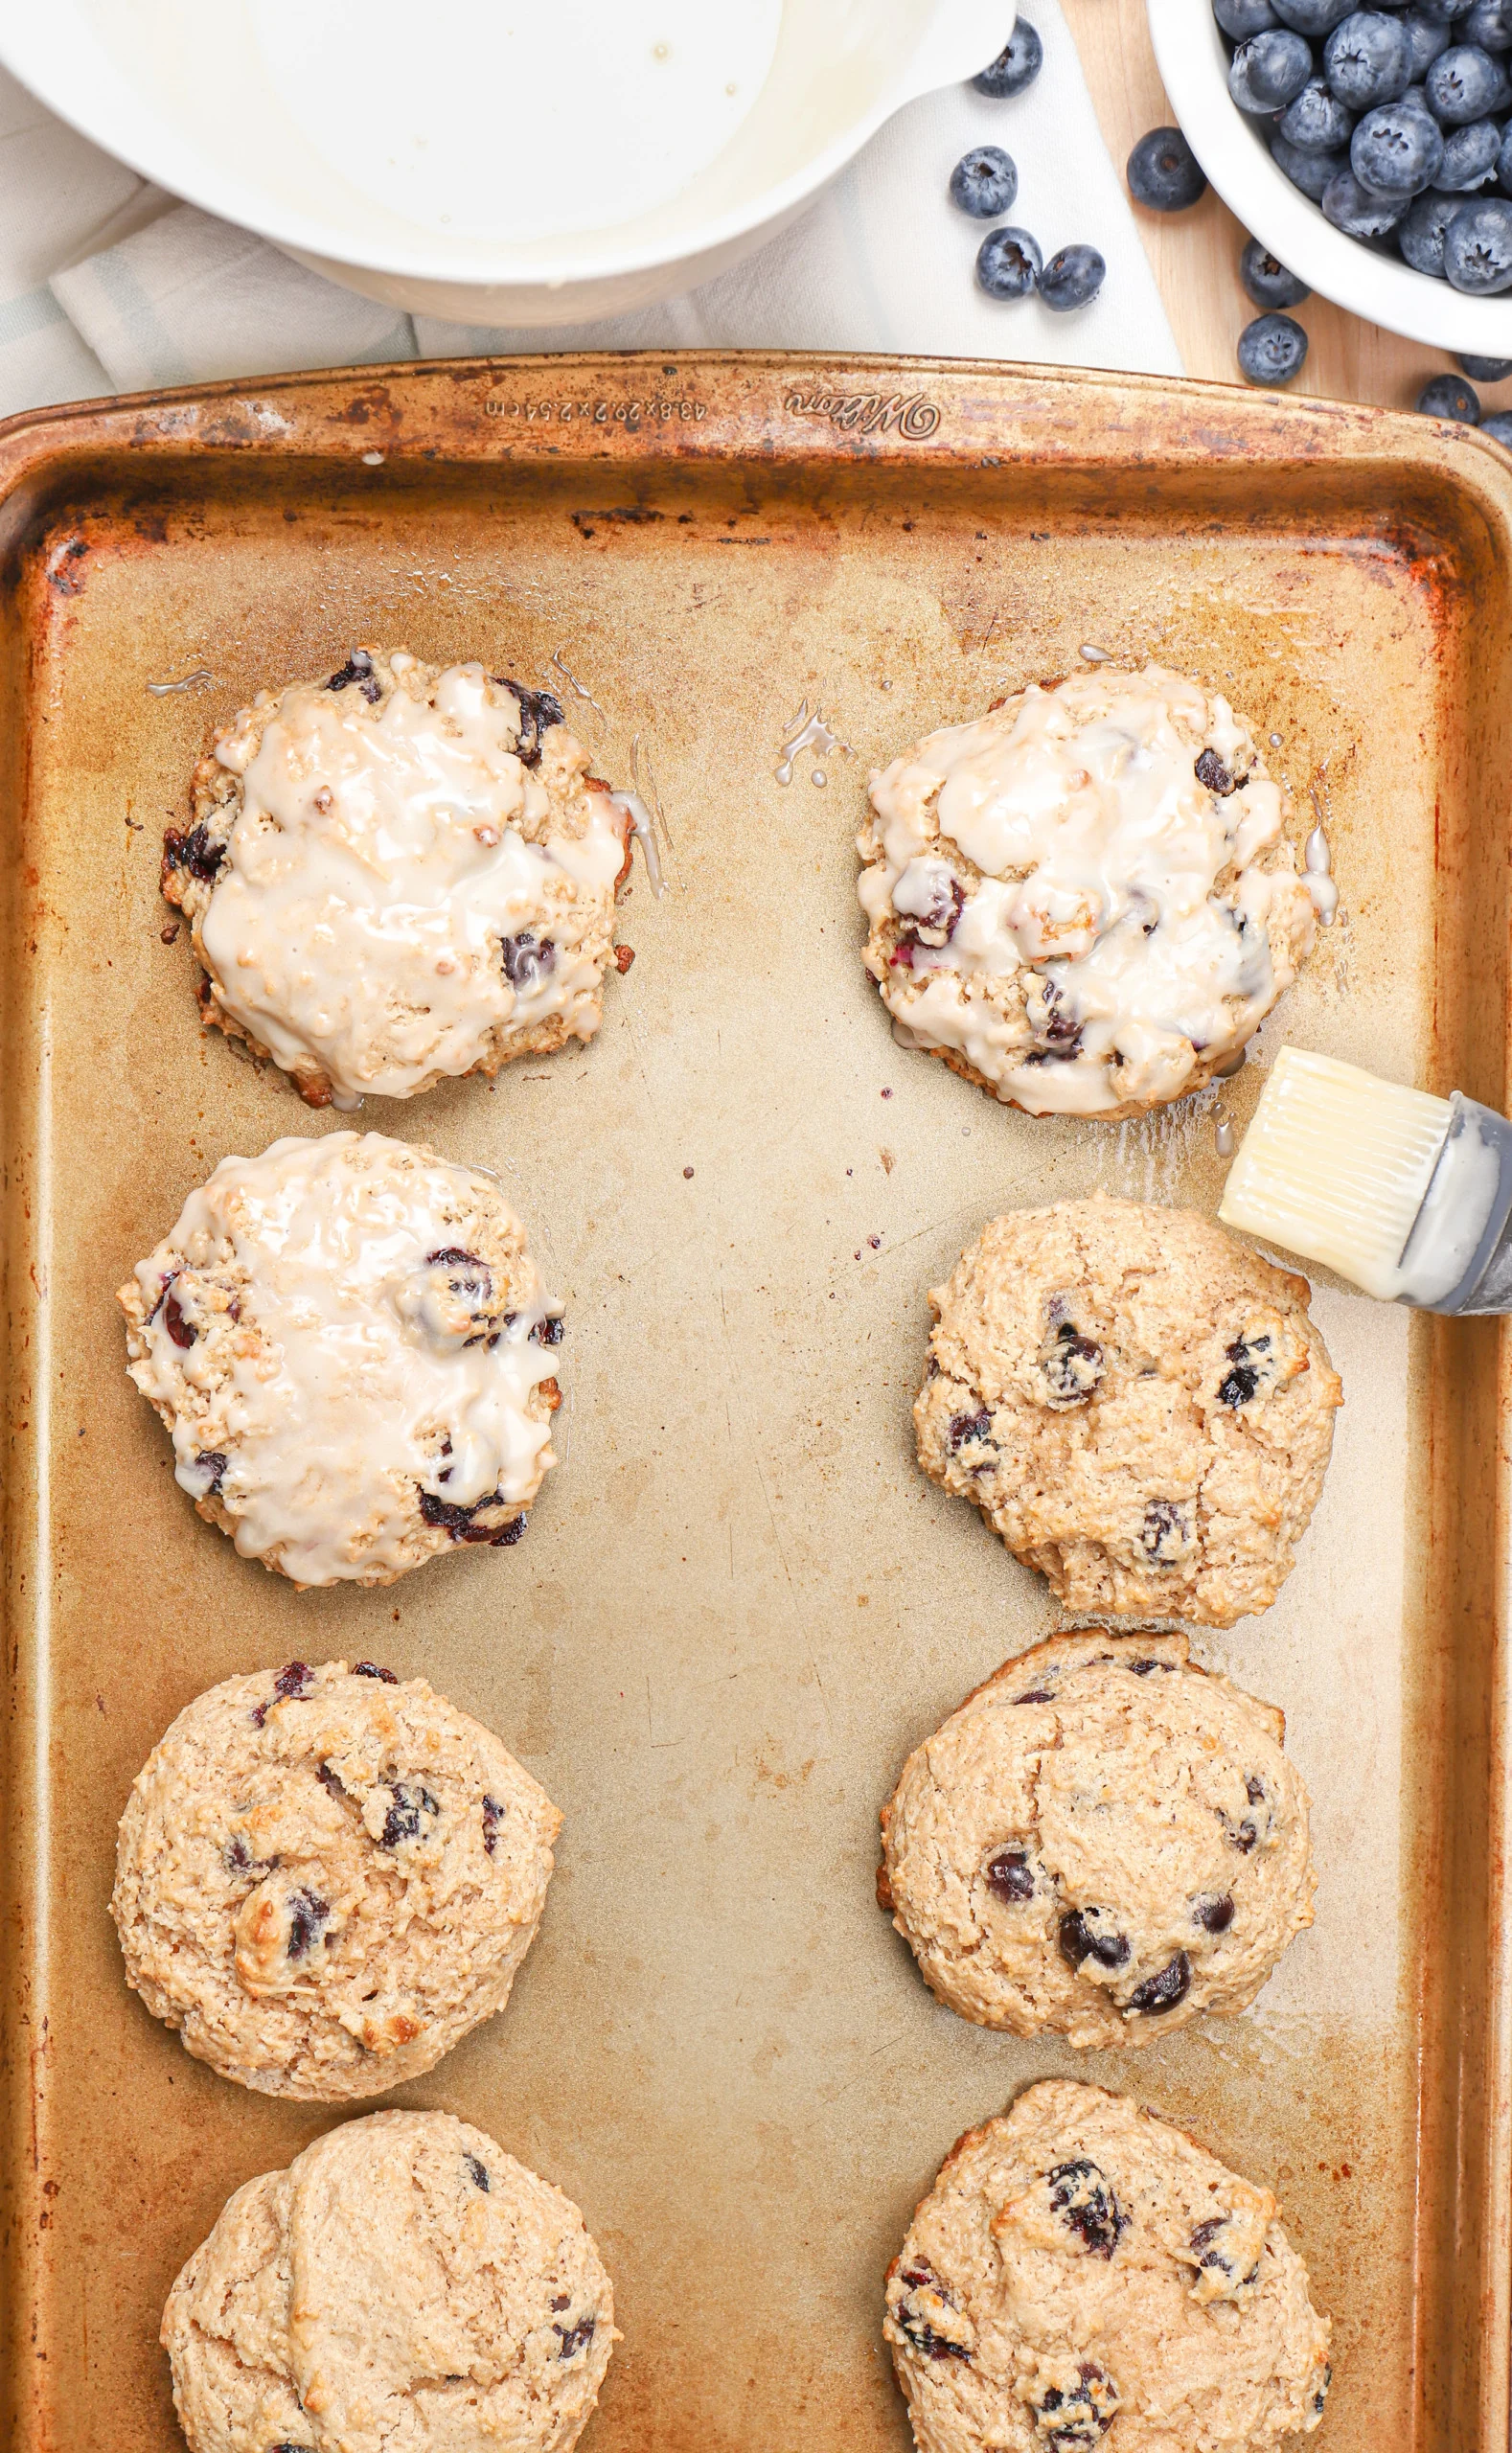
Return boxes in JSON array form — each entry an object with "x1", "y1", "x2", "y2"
[
  {"x1": 1127, "y1": 126, "x2": 1207, "y2": 209},
  {"x1": 1417, "y1": 371, "x2": 1481, "y2": 417}
]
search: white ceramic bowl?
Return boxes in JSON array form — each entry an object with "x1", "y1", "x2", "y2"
[
  {"x1": 1149, "y1": 0, "x2": 1512, "y2": 353},
  {"x1": 0, "y1": 0, "x2": 1011, "y2": 328}
]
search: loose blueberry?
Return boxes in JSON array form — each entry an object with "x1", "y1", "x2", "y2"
[
  {"x1": 1418, "y1": 372, "x2": 1481, "y2": 414},
  {"x1": 1458, "y1": 350, "x2": 1512, "y2": 373},
  {"x1": 1445, "y1": 191, "x2": 1512, "y2": 283},
  {"x1": 1402, "y1": 13, "x2": 1455, "y2": 79},
  {"x1": 1272, "y1": 0, "x2": 1356, "y2": 28},
  {"x1": 1273, "y1": 134, "x2": 1351, "y2": 195},
  {"x1": 1465, "y1": 0, "x2": 1512, "y2": 41},
  {"x1": 1439, "y1": 115, "x2": 1502, "y2": 182},
  {"x1": 1426, "y1": 42, "x2": 1512, "y2": 115},
  {"x1": 975, "y1": 224, "x2": 1042, "y2": 298},
  {"x1": 1325, "y1": 12, "x2": 1413, "y2": 107},
  {"x1": 1351, "y1": 99, "x2": 1446, "y2": 188},
  {"x1": 1127, "y1": 125, "x2": 1208, "y2": 208},
  {"x1": 1399, "y1": 183, "x2": 1465, "y2": 265},
  {"x1": 950, "y1": 144, "x2": 1018, "y2": 217},
  {"x1": 1238, "y1": 311, "x2": 1311, "y2": 384},
  {"x1": 1230, "y1": 29, "x2": 1317, "y2": 108},
  {"x1": 1040, "y1": 243, "x2": 1107, "y2": 309},
  {"x1": 1216, "y1": 0, "x2": 1281, "y2": 29},
  {"x1": 1241, "y1": 238, "x2": 1313, "y2": 304},
  {"x1": 972, "y1": 22, "x2": 1043, "y2": 96},
  {"x1": 1481, "y1": 409, "x2": 1512, "y2": 440},
  {"x1": 1278, "y1": 74, "x2": 1358, "y2": 149}
]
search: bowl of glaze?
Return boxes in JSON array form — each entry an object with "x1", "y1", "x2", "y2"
[
  {"x1": 1149, "y1": 0, "x2": 1512, "y2": 353},
  {"x1": 0, "y1": 0, "x2": 1012, "y2": 327}
]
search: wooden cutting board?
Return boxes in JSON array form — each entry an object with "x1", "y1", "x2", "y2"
[{"x1": 1065, "y1": 0, "x2": 1512, "y2": 414}]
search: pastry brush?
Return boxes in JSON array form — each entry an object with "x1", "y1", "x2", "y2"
[{"x1": 1218, "y1": 1044, "x2": 1512, "y2": 1313}]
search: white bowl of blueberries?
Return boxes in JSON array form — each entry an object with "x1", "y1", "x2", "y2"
[{"x1": 1148, "y1": 0, "x2": 1512, "y2": 380}]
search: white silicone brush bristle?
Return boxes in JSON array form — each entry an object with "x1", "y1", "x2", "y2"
[{"x1": 1219, "y1": 1046, "x2": 1451, "y2": 1299}]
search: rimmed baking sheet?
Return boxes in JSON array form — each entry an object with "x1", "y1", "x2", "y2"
[{"x1": 1, "y1": 353, "x2": 1508, "y2": 2451}]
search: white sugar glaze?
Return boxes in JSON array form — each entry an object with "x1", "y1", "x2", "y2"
[
  {"x1": 201, "y1": 658, "x2": 626, "y2": 1105},
  {"x1": 126, "y1": 1134, "x2": 559, "y2": 1587},
  {"x1": 860, "y1": 666, "x2": 1316, "y2": 1116}
]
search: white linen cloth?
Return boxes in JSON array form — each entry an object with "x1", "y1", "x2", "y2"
[{"x1": 0, "y1": 5, "x2": 1180, "y2": 415}]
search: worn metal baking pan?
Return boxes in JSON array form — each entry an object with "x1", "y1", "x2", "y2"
[{"x1": 1, "y1": 353, "x2": 1508, "y2": 2452}]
